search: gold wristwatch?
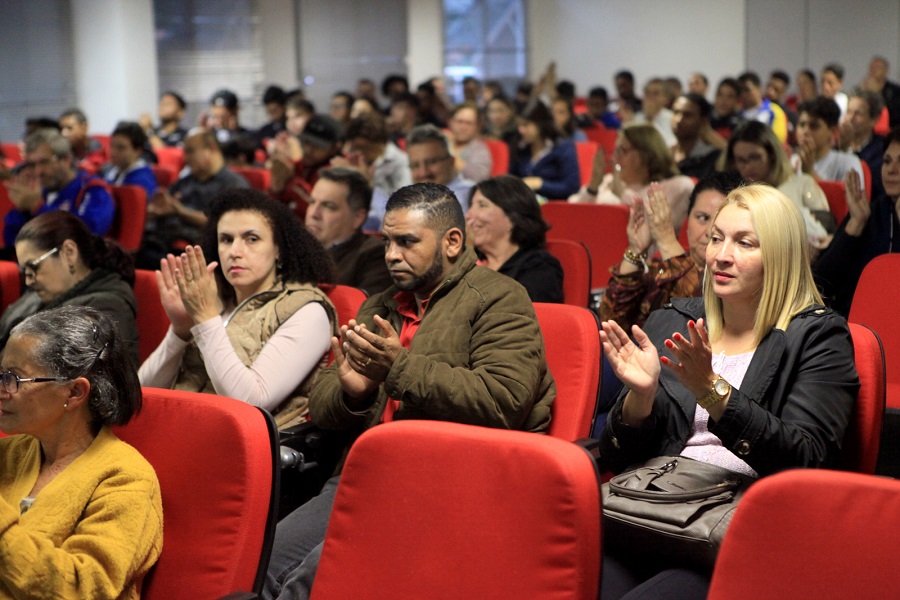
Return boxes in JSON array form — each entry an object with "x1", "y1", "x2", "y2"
[{"x1": 698, "y1": 377, "x2": 731, "y2": 409}]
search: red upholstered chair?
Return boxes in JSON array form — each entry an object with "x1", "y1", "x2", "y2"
[
  {"x1": 535, "y1": 303, "x2": 601, "y2": 441},
  {"x1": 860, "y1": 159, "x2": 873, "y2": 200},
  {"x1": 583, "y1": 126, "x2": 617, "y2": 160},
  {"x1": 840, "y1": 323, "x2": 885, "y2": 474},
  {"x1": 1, "y1": 142, "x2": 22, "y2": 165},
  {"x1": 319, "y1": 283, "x2": 367, "y2": 327},
  {"x1": 133, "y1": 269, "x2": 170, "y2": 363},
  {"x1": 818, "y1": 180, "x2": 848, "y2": 223},
  {"x1": 153, "y1": 146, "x2": 185, "y2": 173},
  {"x1": 310, "y1": 420, "x2": 601, "y2": 600},
  {"x1": 109, "y1": 185, "x2": 147, "y2": 252},
  {"x1": 542, "y1": 202, "x2": 630, "y2": 292},
  {"x1": 484, "y1": 138, "x2": 510, "y2": 176},
  {"x1": 231, "y1": 166, "x2": 272, "y2": 192},
  {"x1": 0, "y1": 260, "x2": 21, "y2": 313},
  {"x1": 850, "y1": 254, "x2": 900, "y2": 411},
  {"x1": 150, "y1": 164, "x2": 178, "y2": 188},
  {"x1": 112, "y1": 388, "x2": 279, "y2": 599},
  {"x1": 546, "y1": 239, "x2": 592, "y2": 307},
  {"x1": 0, "y1": 184, "x2": 14, "y2": 246},
  {"x1": 708, "y1": 469, "x2": 900, "y2": 599},
  {"x1": 574, "y1": 141, "x2": 598, "y2": 187}
]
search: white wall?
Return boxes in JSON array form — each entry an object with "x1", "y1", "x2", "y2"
[
  {"x1": 525, "y1": 0, "x2": 747, "y2": 98},
  {"x1": 407, "y1": 0, "x2": 444, "y2": 89},
  {"x1": 260, "y1": 0, "x2": 300, "y2": 89},
  {"x1": 70, "y1": 0, "x2": 158, "y2": 134}
]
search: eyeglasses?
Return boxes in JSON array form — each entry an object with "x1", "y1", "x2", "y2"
[
  {"x1": 409, "y1": 155, "x2": 452, "y2": 170},
  {"x1": 0, "y1": 371, "x2": 70, "y2": 394},
  {"x1": 0, "y1": 329, "x2": 106, "y2": 395},
  {"x1": 21, "y1": 247, "x2": 59, "y2": 280}
]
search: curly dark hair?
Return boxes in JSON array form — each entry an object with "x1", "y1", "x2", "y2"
[
  {"x1": 469, "y1": 175, "x2": 549, "y2": 251},
  {"x1": 201, "y1": 188, "x2": 334, "y2": 304}
]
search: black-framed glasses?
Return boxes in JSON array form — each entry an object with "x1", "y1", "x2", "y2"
[
  {"x1": 21, "y1": 247, "x2": 59, "y2": 280},
  {"x1": 0, "y1": 371, "x2": 69, "y2": 394}
]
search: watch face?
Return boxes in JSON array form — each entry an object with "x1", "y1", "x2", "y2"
[{"x1": 714, "y1": 378, "x2": 731, "y2": 396}]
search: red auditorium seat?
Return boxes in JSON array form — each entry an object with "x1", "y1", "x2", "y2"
[
  {"x1": 150, "y1": 164, "x2": 177, "y2": 188},
  {"x1": 133, "y1": 269, "x2": 170, "y2": 363},
  {"x1": 153, "y1": 147, "x2": 185, "y2": 173},
  {"x1": 708, "y1": 470, "x2": 900, "y2": 599},
  {"x1": 542, "y1": 202, "x2": 630, "y2": 292},
  {"x1": 0, "y1": 260, "x2": 21, "y2": 313},
  {"x1": 113, "y1": 388, "x2": 279, "y2": 599},
  {"x1": 484, "y1": 138, "x2": 510, "y2": 176},
  {"x1": 818, "y1": 179, "x2": 848, "y2": 223},
  {"x1": 841, "y1": 323, "x2": 885, "y2": 474},
  {"x1": 231, "y1": 166, "x2": 272, "y2": 192},
  {"x1": 311, "y1": 420, "x2": 601, "y2": 600},
  {"x1": 109, "y1": 185, "x2": 147, "y2": 252},
  {"x1": 545, "y1": 239, "x2": 592, "y2": 307},
  {"x1": 574, "y1": 141, "x2": 599, "y2": 187},
  {"x1": 535, "y1": 302, "x2": 601, "y2": 441}
]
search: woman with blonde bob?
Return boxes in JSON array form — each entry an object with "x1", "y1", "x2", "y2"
[{"x1": 596, "y1": 184, "x2": 859, "y2": 599}]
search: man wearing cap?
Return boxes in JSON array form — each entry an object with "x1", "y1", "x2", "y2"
[
  {"x1": 208, "y1": 89, "x2": 249, "y2": 144},
  {"x1": 137, "y1": 129, "x2": 249, "y2": 267},
  {"x1": 269, "y1": 114, "x2": 344, "y2": 218}
]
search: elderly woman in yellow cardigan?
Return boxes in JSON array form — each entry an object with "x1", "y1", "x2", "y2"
[{"x1": 0, "y1": 306, "x2": 162, "y2": 599}]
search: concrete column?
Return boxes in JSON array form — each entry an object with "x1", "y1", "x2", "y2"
[
  {"x1": 69, "y1": 0, "x2": 158, "y2": 135},
  {"x1": 407, "y1": 0, "x2": 444, "y2": 89}
]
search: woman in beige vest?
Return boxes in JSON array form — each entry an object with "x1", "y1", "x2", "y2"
[{"x1": 138, "y1": 188, "x2": 337, "y2": 427}]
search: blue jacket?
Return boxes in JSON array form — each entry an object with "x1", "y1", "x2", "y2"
[
  {"x1": 4, "y1": 171, "x2": 115, "y2": 246},
  {"x1": 105, "y1": 163, "x2": 157, "y2": 198},
  {"x1": 512, "y1": 140, "x2": 581, "y2": 200}
]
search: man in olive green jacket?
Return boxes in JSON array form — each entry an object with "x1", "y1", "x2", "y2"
[{"x1": 263, "y1": 182, "x2": 556, "y2": 600}]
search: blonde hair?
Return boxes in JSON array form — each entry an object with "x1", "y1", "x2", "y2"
[
  {"x1": 621, "y1": 124, "x2": 679, "y2": 182},
  {"x1": 703, "y1": 184, "x2": 823, "y2": 345}
]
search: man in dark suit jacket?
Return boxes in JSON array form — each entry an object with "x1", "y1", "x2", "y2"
[{"x1": 305, "y1": 167, "x2": 392, "y2": 294}]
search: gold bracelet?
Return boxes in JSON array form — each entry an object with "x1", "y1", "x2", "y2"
[{"x1": 623, "y1": 249, "x2": 649, "y2": 273}]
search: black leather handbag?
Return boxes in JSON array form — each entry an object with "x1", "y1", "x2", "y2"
[{"x1": 601, "y1": 456, "x2": 757, "y2": 568}]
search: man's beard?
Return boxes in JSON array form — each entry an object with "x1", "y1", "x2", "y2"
[{"x1": 392, "y1": 244, "x2": 444, "y2": 293}]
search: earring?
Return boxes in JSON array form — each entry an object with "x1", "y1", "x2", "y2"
[
  {"x1": 64, "y1": 402, "x2": 68, "y2": 408},
  {"x1": 68, "y1": 264, "x2": 75, "y2": 275}
]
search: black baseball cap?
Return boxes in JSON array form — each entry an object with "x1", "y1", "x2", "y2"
[
  {"x1": 210, "y1": 89, "x2": 239, "y2": 110},
  {"x1": 299, "y1": 114, "x2": 343, "y2": 148}
]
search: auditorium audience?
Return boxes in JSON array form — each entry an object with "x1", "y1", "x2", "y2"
[
  {"x1": 139, "y1": 189, "x2": 337, "y2": 428},
  {"x1": 821, "y1": 63, "x2": 849, "y2": 119},
  {"x1": 598, "y1": 184, "x2": 858, "y2": 599},
  {"x1": 793, "y1": 97, "x2": 865, "y2": 191},
  {"x1": 140, "y1": 90, "x2": 188, "y2": 149},
  {"x1": 628, "y1": 78, "x2": 676, "y2": 146},
  {"x1": 0, "y1": 211, "x2": 138, "y2": 361},
  {"x1": 511, "y1": 101, "x2": 580, "y2": 199},
  {"x1": 4, "y1": 129, "x2": 115, "y2": 247},
  {"x1": 814, "y1": 129, "x2": 900, "y2": 316},
  {"x1": 466, "y1": 175, "x2": 563, "y2": 303},
  {"x1": 257, "y1": 85, "x2": 288, "y2": 143},
  {"x1": 59, "y1": 108, "x2": 107, "y2": 173},
  {"x1": 840, "y1": 88, "x2": 886, "y2": 199},
  {"x1": 306, "y1": 167, "x2": 392, "y2": 294},
  {"x1": 104, "y1": 121, "x2": 157, "y2": 197},
  {"x1": 139, "y1": 130, "x2": 249, "y2": 267},
  {"x1": 447, "y1": 102, "x2": 492, "y2": 182},
  {"x1": 709, "y1": 77, "x2": 744, "y2": 138},
  {"x1": 0, "y1": 306, "x2": 162, "y2": 600},
  {"x1": 612, "y1": 70, "x2": 642, "y2": 114},
  {"x1": 551, "y1": 97, "x2": 588, "y2": 142},
  {"x1": 387, "y1": 93, "x2": 421, "y2": 146},
  {"x1": 718, "y1": 120, "x2": 832, "y2": 244},
  {"x1": 863, "y1": 55, "x2": 900, "y2": 128},
  {"x1": 569, "y1": 123, "x2": 693, "y2": 233},
  {"x1": 600, "y1": 171, "x2": 742, "y2": 332},
  {"x1": 687, "y1": 73, "x2": 709, "y2": 98},
  {"x1": 485, "y1": 96, "x2": 520, "y2": 155},
  {"x1": 329, "y1": 91, "x2": 354, "y2": 130},
  {"x1": 407, "y1": 124, "x2": 475, "y2": 211},
  {"x1": 586, "y1": 86, "x2": 622, "y2": 129},
  {"x1": 207, "y1": 89, "x2": 249, "y2": 144},
  {"x1": 670, "y1": 93, "x2": 723, "y2": 180},
  {"x1": 738, "y1": 71, "x2": 788, "y2": 143}
]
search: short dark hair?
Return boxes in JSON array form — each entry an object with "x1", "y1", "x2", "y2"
[
  {"x1": 318, "y1": 167, "x2": 373, "y2": 213},
  {"x1": 521, "y1": 101, "x2": 558, "y2": 143},
  {"x1": 556, "y1": 80, "x2": 576, "y2": 101},
  {"x1": 469, "y1": 175, "x2": 549, "y2": 250},
  {"x1": 60, "y1": 108, "x2": 88, "y2": 124},
  {"x1": 286, "y1": 94, "x2": 315, "y2": 114},
  {"x1": 12, "y1": 306, "x2": 141, "y2": 433},
  {"x1": 717, "y1": 77, "x2": 741, "y2": 96},
  {"x1": 111, "y1": 121, "x2": 148, "y2": 150},
  {"x1": 738, "y1": 71, "x2": 761, "y2": 89},
  {"x1": 392, "y1": 92, "x2": 420, "y2": 110},
  {"x1": 681, "y1": 93, "x2": 712, "y2": 119},
  {"x1": 263, "y1": 85, "x2": 287, "y2": 105},
  {"x1": 202, "y1": 189, "x2": 334, "y2": 304},
  {"x1": 884, "y1": 127, "x2": 900, "y2": 147},
  {"x1": 385, "y1": 183, "x2": 465, "y2": 245},
  {"x1": 162, "y1": 90, "x2": 187, "y2": 110},
  {"x1": 588, "y1": 87, "x2": 609, "y2": 101},
  {"x1": 799, "y1": 97, "x2": 841, "y2": 127},
  {"x1": 381, "y1": 74, "x2": 409, "y2": 97},
  {"x1": 615, "y1": 70, "x2": 635, "y2": 84},
  {"x1": 798, "y1": 69, "x2": 816, "y2": 84},
  {"x1": 332, "y1": 91, "x2": 354, "y2": 105},
  {"x1": 345, "y1": 113, "x2": 389, "y2": 145},
  {"x1": 850, "y1": 88, "x2": 885, "y2": 120},
  {"x1": 823, "y1": 63, "x2": 845, "y2": 81},
  {"x1": 221, "y1": 134, "x2": 258, "y2": 165},
  {"x1": 688, "y1": 171, "x2": 744, "y2": 211},
  {"x1": 17, "y1": 211, "x2": 134, "y2": 285},
  {"x1": 770, "y1": 70, "x2": 790, "y2": 86}
]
